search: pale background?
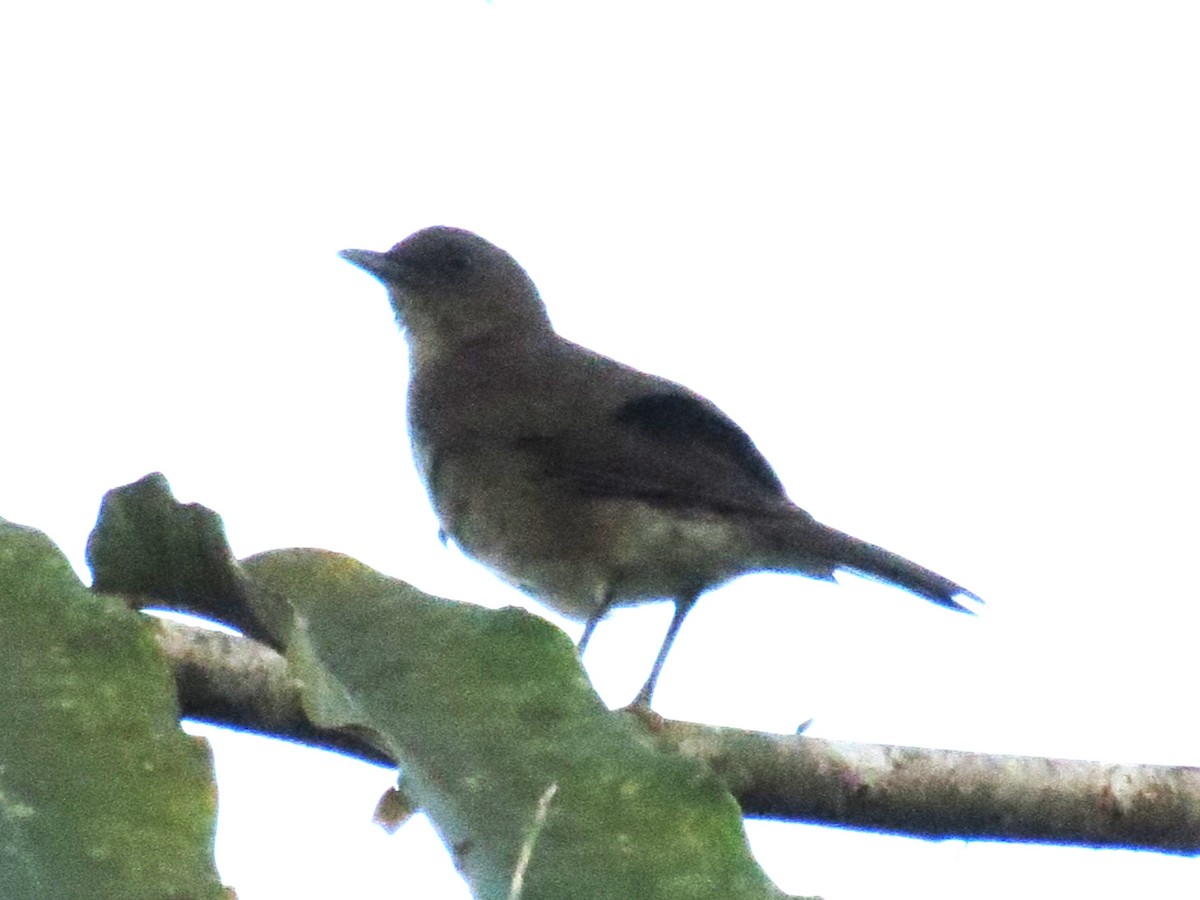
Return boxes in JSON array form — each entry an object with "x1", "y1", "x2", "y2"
[{"x1": 3, "y1": 2, "x2": 1198, "y2": 897}]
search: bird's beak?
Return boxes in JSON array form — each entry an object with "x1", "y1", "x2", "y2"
[{"x1": 339, "y1": 248, "x2": 399, "y2": 283}]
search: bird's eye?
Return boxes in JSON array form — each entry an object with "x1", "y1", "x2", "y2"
[{"x1": 441, "y1": 254, "x2": 471, "y2": 273}]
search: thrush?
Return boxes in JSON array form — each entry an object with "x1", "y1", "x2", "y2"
[{"x1": 341, "y1": 227, "x2": 979, "y2": 706}]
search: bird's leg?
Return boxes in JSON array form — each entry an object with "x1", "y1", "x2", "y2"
[
  {"x1": 577, "y1": 587, "x2": 616, "y2": 655},
  {"x1": 631, "y1": 592, "x2": 699, "y2": 708}
]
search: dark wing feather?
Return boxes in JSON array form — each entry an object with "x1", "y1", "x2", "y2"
[
  {"x1": 613, "y1": 394, "x2": 784, "y2": 495},
  {"x1": 519, "y1": 390, "x2": 790, "y2": 513}
]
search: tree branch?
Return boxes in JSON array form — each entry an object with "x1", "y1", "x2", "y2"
[
  {"x1": 153, "y1": 617, "x2": 1200, "y2": 855},
  {"x1": 153, "y1": 617, "x2": 392, "y2": 766},
  {"x1": 650, "y1": 717, "x2": 1199, "y2": 853}
]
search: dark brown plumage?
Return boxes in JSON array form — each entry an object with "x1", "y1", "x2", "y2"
[{"x1": 341, "y1": 226, "x2": 979, "y2": 705}]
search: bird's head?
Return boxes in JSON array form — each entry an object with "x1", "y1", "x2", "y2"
[{"x1": 340, "y1": 227, "x2": 551, "y2": 350}]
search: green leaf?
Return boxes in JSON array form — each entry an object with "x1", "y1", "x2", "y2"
[
  {"x1": 86, "y1": 472, "x2": 278, "y2": 642},
  {"x1": 82, "y1": 473, "x2": 808, "y2": 898},
  {"x1": 243, "y1": 549, "x2": 799, "y2": 900},
  {"x1": 0, "y1": 518, "x2": 226, "y2": 900}
]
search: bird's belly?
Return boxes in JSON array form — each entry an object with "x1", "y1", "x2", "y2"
[{"x1": 448, "y1": 488, "x2": 755, "y2": 621}]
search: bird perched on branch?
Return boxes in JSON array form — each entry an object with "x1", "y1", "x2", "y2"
[{"x1": 341, "y1": 227, "x2": 979, "y2": 706}]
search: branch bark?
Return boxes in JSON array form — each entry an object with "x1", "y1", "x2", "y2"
[
  {"x1": 153, "y1": 617, "x2": 1200, "y2": 855},
  {"x1": 153, "y1": 617, "x2": 392, "y2": 766}
]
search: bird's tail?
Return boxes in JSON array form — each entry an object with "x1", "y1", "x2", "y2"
[{"x1": 762, "y1": 515, "x2": 980, "y2": 612}]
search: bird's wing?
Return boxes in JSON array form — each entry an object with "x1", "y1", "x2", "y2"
[{"x1": 519, "y1": 386, "x2": 795, "y2": 515}]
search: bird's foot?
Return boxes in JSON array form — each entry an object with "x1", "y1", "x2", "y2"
[{"x1": 620, "y1": 698, "x2": 666, "y2": 731}]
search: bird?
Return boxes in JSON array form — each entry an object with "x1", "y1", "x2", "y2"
[{"x1": 340, "y1": 226, "x2": 979, "y2": 706}]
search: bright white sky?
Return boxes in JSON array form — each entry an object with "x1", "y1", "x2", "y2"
[{"x1": 4, "y1": 2, "x2": 1198, "y2": 898}]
